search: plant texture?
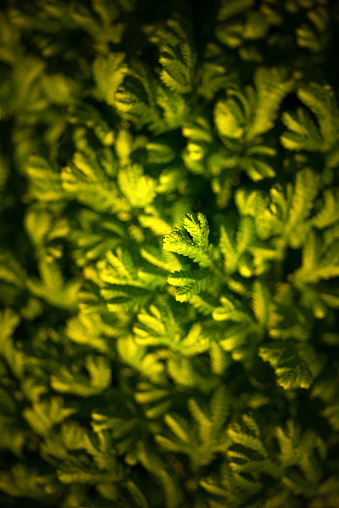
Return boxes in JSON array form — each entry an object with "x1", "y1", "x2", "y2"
[{"x1": 0, "y1": 0, "x2": 339, "y2": 507}]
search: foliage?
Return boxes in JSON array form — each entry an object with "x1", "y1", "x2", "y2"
[{"x1": 0, "y1": 0, "x2": 338, "y2": 507}]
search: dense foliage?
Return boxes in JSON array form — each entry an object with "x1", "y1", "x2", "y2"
[{"x1": 0, "y1": 0, "x2": 339, "y2": 506}]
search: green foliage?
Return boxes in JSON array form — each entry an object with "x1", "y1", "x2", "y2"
[
  {"x1": 0, "y1": 1, "x2": 338, "y2": 507},
  {"x1": 163, "y1": 212, "x2": 213, "y2": 267}
]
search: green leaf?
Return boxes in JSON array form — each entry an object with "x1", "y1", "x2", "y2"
[
  {"x1": 298, "y1": 83, "x2": 339, "y2": 148},
  {"x1": 296, "y1": 6, "x2": 330, "y2": 53},
  {"x1": 148, "y1": 17, "x2": 196, "y2": 94},
  {"x1": 134, "y1": 382, "x2": 172, "y2": 419},
  {"x1": 283, "y1": 168, "x2": 320, "y2": 248},
  {"x1": 93, "y1": 52, "x2": 127, "y2": 106},
  {"x1": 167, "y1": 269, "x2": 210, "y2": 302},
  {"x1": 114, "y1": 61, "x2": 161, "y2": 129},
  {"x1": 292, "y1": 230, "x2": 339, "y2": 285},
  {"x1": 312, "y1": 187, "x2": 339, "y2": 229},
  {"x1": 0, "y1": 250, "x2": 26, "y2": 288},
  {"x1": 228, "y1": 416, "x2": 268, "y2": 457},
  {"x1": 23, "y1": 397, "x2": 77, "y2": 437},
  {"x1": 140, "y1": 245, "x2": 184, "y2": 273},
  {"x1": 85, "y1": 355, "x2": 111, "y2": 390},
  {"x1": 213, "y1": 294, "x2": 253, "y2": 324},
  {"x1": 126, "y1": 481, "x2": 151, "y2": 508},
  {"x1": 280, "y1": 108, "x2": 323, "y2": 151},
  {"x1": 0, "y1": 464, "x2": 53, "y2": 500},
  {"x1": 214, "y1": 92, "x2": 246, "y2": 139},
  {"x1": 164, "y1": 413, "x2": 190, "y2": 443},
  {"x1": 219, "y1": 224, "x2": 238, "y2": 272},
  {"x1": 217, "y1": 0, "x2": 254, "y2": 21},
  {"x1": 134, "y1": 298, "x2": 179, "y2": 347},
  {"x1": 0, "y1": 415, "x2": 26, "y2": 457},
  {"x1": 26, "y1": 156, "x2": 65, "y2": 202},
  {"x1": 118, "y1": 164, "x2": 156, "y2": 208},
  {"x1": 163, "y1": 212, "x2": 212, "y2": 267},
  {"x1": 246, "y1": 67, "x2": 294, "y2": 139},
  {"x1": 182, "y1": 212, "x2": 210, "y2": 249},
  {"x1": 66, "y1": 312, "x2": 114, "y2": 353},
  {"x1": 0, "y1": 308, "x2": 24, "y2": 379},
  {"x1": 116, "y1": 335, "x2": 165, "y2": 381},
  {"x1": 41, "y1": 73, "x2": 81, "y2": 105},
  {"x1": 219, "y1": 213, "x2": 256, "y2": 276},
  {"x1": 252, "y1": 280, "x2": 271, "y2": 326},
  {"x1": 27, "y1": 259, "x2": 81, "y2": 310},
  {"x1": 259, "y1": 342, "x2": 314, "y2": 390},
  {"x1": 62, "y1": 149, "x2": 123, "y2": 213},
  {"x1": 57, "y1": 458, "x2": 123, "y2": 485},
  {"x1": 51, "y1": 364, "x2": 108, "y2": 397}
]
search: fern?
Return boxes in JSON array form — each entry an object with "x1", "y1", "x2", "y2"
[
  {"x1": 116, "y1": 335, "x2": 166, "y2": 382},
  {"x1": 167, "y1": 269, "x2": 212, "y2": 302},
  {"x1": 26, "y1": 156, "x2": 66, "y2": 202},
  {"x1": 214, "y1": 67, "x2": 294, "y2": 141},
  {"x1": 258, "y1": 341, "x2": 321, "y2": 390},
  {"x1": 93, "y1": 52, "x2": 127, "y2": 106},
  {"x1": 163, "y1": 212, "x2": 213, "y2": 267},
  {"x1": 281, "y1": 83, "x2": 339, "y2": 159},
  {"x1": 145, "y1": 17, "x2": 196, "y2": 95},
  {"x1": 156, "y1": 385, "x2": 230, "y2": 470},
  {"x1": 1, "y1": 1, "x2": 339, "y2": 507},
  {"x1": 26, "y1": 259, "x2": 81, "y2": 310},
  {"x1": 291, "y1": 229, "x2": 339, "y2": 286},
  {"x1": 0, "y1": 308, "x2": 24, "y2": 380},
  {"x1": 134, "y1": 381, "x2": 172, "y2": 419},
  {"x1": 114, "y1": 61, "x2": 161, "y2": 129},
  {"x1": 23, "y1": 397, "x2": 77, "y2": 437},
  {"x1": 219, "y1": 212, "x2": 257, "y2": 276},
  {"x1": 61, "y1": 149, "x2": 125, "y2": 213},
  {"x1": 118, "y1": 164, "x2": 157, "y2": 208},
  {"x1": 312, "y1": 187, "x2": 339, "y2": 229},
  {"x1": 0, "y1": 463, "x2": 56, "y2": 501}
]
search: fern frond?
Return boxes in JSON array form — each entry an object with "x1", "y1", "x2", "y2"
[
  {"x1": 26, "y1": 156, "x2": 65, "y2": 202},
  {"x1": 92, "y1": 52, "x2": 127, "y2": 106},
  {"x1": 126, "y1": 481, "x2": 151, "y2": 508},
  {"x1": 280, "y1": 108, "x2": 323, "y2": 151},
  {"x1": 292, "y1": 231, "x2": 339, "y2": 285},
  {"x1": 118, "y1": 164, "x2": 157, "y2": 209},
  {"x1": 163, "y1": 212, "x2": 212, "y2": 267},
  {"x1": 312, "y1": 187, "x2": 339, "y2": 229},
  {"x1": 134, "y1": 382, "x2": 172, "y2": 419},
  {"x1": 259, "y1": 341, "x2": 314, "y2": 390},
  {"x1": 283, "y1": 168, "x2": 319, "y2": 248},
  {"x1": 27, "y1": 259, "x2": 81, "y2": 310},
  {"x1": 85, "y1": 355, "x2": 111, "y2": 390},
  {"x1": 298, "y1": 83, "x2": 339, "y2": 149},
  {"x1": 252, "y1": 279, "x2": 271, "y2": 326},
  {"x1": 246, "y1": 67, "x2": 294, "y2": 139},
  {"x1": 213, "y1": 294, "x2": 254, "y2": 324},
  {"x1": 167, "y1": 269, "x2": 210, "y2": 302},
  {"x1": 62, "y1": 149, "x2": 124, "y2": 213},
  {"x1": 140, "y1": 244, "x2": 184, "y2": 273},
  {"x1": 0, "y1": 308, "x2": 24, "y2": 380},
  {"x1": 116, "y1": 335, "x2": 165, "y2": 382},
  {"x1": 23, "y1": 397, "x2": 77, "y2": 437}
]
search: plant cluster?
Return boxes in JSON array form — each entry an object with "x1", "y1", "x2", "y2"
[{"x1": 0, "y1": 0, "x2": 339, "y2": 507}]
